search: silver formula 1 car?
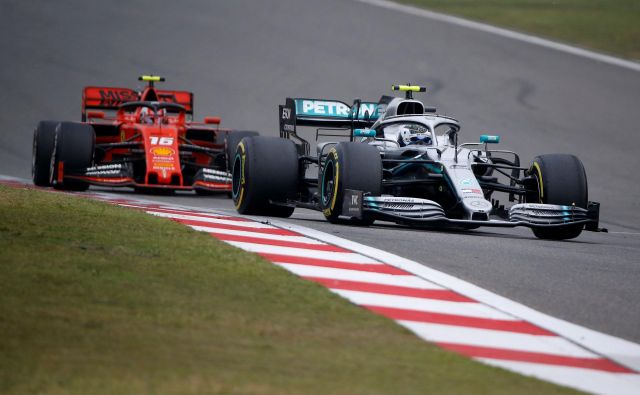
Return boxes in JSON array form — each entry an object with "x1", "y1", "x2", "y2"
[{"x1": 230, "y1": 85, "x2": 604, "y2": 240}]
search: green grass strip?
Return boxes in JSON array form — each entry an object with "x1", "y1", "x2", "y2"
[
  {"x1": 397, "y1": 0, "x2": 640, "y2": 60},
  {"x1": 0, "y1": 185, "x2": 580, "y2": 394}
]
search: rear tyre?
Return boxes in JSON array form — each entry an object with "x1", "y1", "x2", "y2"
[
  {"x1": 50, "y1": 122, "x2": 95, "y2": 191},
  {"x1": 231, "y1": 136, "x2": 298, "y2": 217},
  {"x1": 32, "y1": 121, "x2": 59, "y2": 186},
  {"x1": 225, "y1": 131, "x2": 259, "y2": 172},
  {"x1": 528, "y1": 154, "x2": 588, "y2": 240},
  {"x1": 319, "y1": 142, "x2": 382, "y2": 225}
]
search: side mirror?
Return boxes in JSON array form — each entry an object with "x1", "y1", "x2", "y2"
[
  {"x1": 354, "y1": 128, "x2": 376, "y2": 137},
  {"x1": 86, "y1": 111, "x2": 105, "y2": 119},
  {"x1": 480, "y1": 134, "x2": 500, "y2": 144},
  {"x1": 204, "y1": 116, "x2": 221, "y2": 125}
]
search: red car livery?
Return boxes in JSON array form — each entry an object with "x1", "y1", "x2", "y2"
[{"x1": 32, "y1": 76, "x2": 256, "y2": 193}]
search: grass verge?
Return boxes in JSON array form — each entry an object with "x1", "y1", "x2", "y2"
[
  {"x1": 0, "y1": 185, "x2": 580, "y2": 394},
  {"x1": 396, "y1": 0, "x2": 640, "y2": 60}
]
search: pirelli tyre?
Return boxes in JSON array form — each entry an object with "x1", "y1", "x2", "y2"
[
  {"x1": 50, "y1": 122, "x2": 95, "y2": 191},
  {"x1": 231, "y1": 136, "x2": 298, "y2": 217},
  {"x1": 528, "y1": 154, "x2": 588, "y2": 240},
  {"x1": 320, "y1": 142, "x2": 382, "y2": 224},
  {"x1": 225, "y1": 130, "x2": 259, "y2": 172},
  {"x1": 32, "y1": 121, "x2": 59, "y2": 186}
]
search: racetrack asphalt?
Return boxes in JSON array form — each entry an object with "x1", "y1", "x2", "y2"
[{"x1": 1, "y1": 0, "x2": 639, "y2": 346}]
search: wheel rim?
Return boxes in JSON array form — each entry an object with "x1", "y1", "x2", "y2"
[
  {"x1": 321, "y1": 158, "x2": 335, "y2": 206},
  {"x1": 231, "y1": 152, "x2": 242, "y2": 200}
]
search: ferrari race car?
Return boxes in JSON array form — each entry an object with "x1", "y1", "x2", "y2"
[
  {"x1": 230, "y1": 84, "x2": 604, "y2": 240},
  {"x1": 32, "y1": 75, "x2": 257, "y2": 193}
]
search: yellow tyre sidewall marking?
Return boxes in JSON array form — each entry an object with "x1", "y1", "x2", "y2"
[
  {"x1": 532, "y1": 161, "x2": 544, "y2": 202},
  {"x1": 322, "y1": 148, "x2": 339, "y2": 217}
]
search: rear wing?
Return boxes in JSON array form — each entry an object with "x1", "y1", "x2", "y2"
[
  {"x1": 279, "y1": 97, "x2": 385, "y2": 141},
  {"x1": 82, "y1": 86, "x2": 194, "y2": 120}
]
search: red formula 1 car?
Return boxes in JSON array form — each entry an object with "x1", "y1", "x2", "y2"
[{"x1": 32, "y1": 75, "x2": 257, "y2": 193}]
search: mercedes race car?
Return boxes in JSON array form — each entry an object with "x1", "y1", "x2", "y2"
[
  {"x1": 229, "y1": 84, "x2": 604, "y2": 240},
  {"x1": 32, "y1": 75, "x2": 257, "y2": 193}
]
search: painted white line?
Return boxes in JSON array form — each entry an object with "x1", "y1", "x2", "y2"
[
  {"x1": 400, "y1": 321, "x2": 596, "y2": 358},
  {"x1": 224, "y1": 241, "x2": 376, "y2": 264},
  {"x1": 146, "y1": 211, "x2": 277, "y2": 229},
  {"x1": 353, "y1": 0, "x2": 640, "y2": 72},
  {"x1": 331, "y1": 289, "x2": 512, "y2": 320},
  {"x1": 275, "y1": 262, "x2": 444, "y2": 289},
  {"x1": 264, "y1": 218, "x2": 640, "y2": 374},
  {"x1": 479, "y1": 359, "x2": 640, "y2": 395},
  {"x1": 189, "y1": 225, "x2": 325, "y2": 244}
]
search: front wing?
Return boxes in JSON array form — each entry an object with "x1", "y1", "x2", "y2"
[
  {"x1": 58, "y1": 163, "x2": 232, "y2": 192},
  {"x1": 343, "y1": 191, "x2": 603, "y2": 231}
]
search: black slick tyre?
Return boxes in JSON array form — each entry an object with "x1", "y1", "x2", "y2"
[
  {"x1": 319, "y1": 142, "x2": 382, "y2": 224},
  {"x1": 32, "y1": 121, "x2": 59, "y2": 186},
  {"x1": 529, "y1": 154, "x2": 588, "y2": 240},
  {"x1": 225, "y1": 131, "x2": 259, "y2": 172},
  {"x1": 50, "y1": 122, "x2": 95, "y2": 191},
  {"x1": 231, "y1": 136, "x2": 298, "y2": 217}
]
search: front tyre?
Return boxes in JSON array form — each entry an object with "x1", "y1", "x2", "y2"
[
  {"x1": 32, "y1": 121, "x2": 59, "y2": 186},
  {"x1": 528, "y1": 154, "x2": 588, "y2": 240},
  {"x1": 50, "y1": 122, "x2": 95, "y2": 191},
  {"x1": 231, "y1": 136, "x2": 298, "y2": 217},
  {"x1": 320, "y1": 142, "x2": 382, "y2": 224}
]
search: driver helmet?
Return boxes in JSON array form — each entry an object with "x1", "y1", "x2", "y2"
[
  {"x1": 156, "y1": 108, "x2": 167, "y2": 124},
  {"x1": 398, "y1": 124, "x2": 431, "y2": 146},
  {"x1": 139, "y1": 107, "x2": 153, "y2": 124}
]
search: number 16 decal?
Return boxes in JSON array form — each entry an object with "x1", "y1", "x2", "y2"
[{"x1": 150, "y1": 136, "x2": 174, "y2": 145}]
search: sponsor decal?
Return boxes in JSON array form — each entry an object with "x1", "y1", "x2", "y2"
[
  {"x1": 357, "y1": 103, "x2": 381, "y2": 119},
  {"x1": 85, "y1": 169, "x2": 123, "y2": 176},
  {"x1": 157, "y1": 92, "x2": 178, "y2": 104},
  {"x1": 203, "y1": 168, "x2": 231, "y2": 177},
  {"x1": 203, "y1": 174, "x2": 231, "y2": 182},
  {"x1": 150, "y1": 147, "x2": 175, "y2": 156},
  {"x1": 372, "y1": 197, "x2": 425, "y2": 203},
  {"x1": 98, "y1": 89, "x2": 138, "y2": 107},
  {"x1": 152, "y1": 156, "x2": 174, "y2": 162},
  {"x1": 295, "y1": 100, "x2": 382, "y2": 119},
  {"x1": 279, "y1": 103, "x2": 296, "y2": 135},
  {"x1": 299, "y1": 100, "x2": 351, "y2": 117},
  {"x1": 342, "y1": 189, "x2": 363, "y2": 218},
  {"x1": 380, "y1": 203, "x2": 420, "y2": 210},
  {"x1": 86, "y1": 164, "x2": 123, "y2": 171},
  {"x1": 459, "y1": 179, "x2": 473, "y2": 186},
  {"x1": 152, "y1": 163, "x2": 175, "y2": 169},
  {"x1": 84, "y1": 164, "x2": 127, "y2": 177},
  {"x1": 461, "y1": 188, "x2": 483, "y2": 195},
  {"x1": 470, "y1": 200, "x2": 491, "y2": 208},
  {"x1": 149, "y1": 136, "x2": 174, "y2": 146}
]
